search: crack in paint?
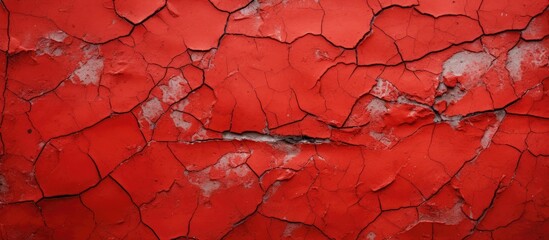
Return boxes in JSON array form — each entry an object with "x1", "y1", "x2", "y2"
[{"x1": 0, "y1": 0, "x2": 548, "y2": 239}]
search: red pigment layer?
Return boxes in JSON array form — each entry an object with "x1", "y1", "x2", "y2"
[{"x1": 1, "y1": 0, "x2": 548, "y2": 239}]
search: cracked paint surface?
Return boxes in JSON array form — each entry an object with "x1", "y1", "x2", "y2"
[{"x1": 0, "y1": 0, "x2": 548, "y2": 239}]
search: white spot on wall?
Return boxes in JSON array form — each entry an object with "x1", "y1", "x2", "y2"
[
  {"x1": 190, "y1": 49, "x2": 217, "y2": 70},
  {"x1": 170, "y1": 111, "x2": 191, "y2": 130},
  {"x1": 187, "y1": 170, "x2": 221, "y2": 197},
  {"x1": 443, "y1": 51, "x2": 494, "y2": 78},
  {"x1": 190, "y1": 52, "x2": 202, "y2": 62},
  {"x1": 213, "y1": 153, "x2": 253, "y2": 185},
  {"x1": 367, "y1": 232, "x2": 377, "y2": 240},
  {"x1": 283, "y1": 223, "x2": 300, "y2": 237},
  {"x1": 315, "y1": 49, "x2": 330, "y2": 60},
  {"x1": 446, "y1": 115, "x2": 463, "y2": 129},
  {"x1": 418, "y1": 201, "x2": 464, "y2": 225},
  {"x1": 66, "y1": 44, "x2": 104, "y2": 85},
  {"x1": 522, "y1": 22, "x2": 541, "y2": 38},
  {"x1": 191, "y1": 127, "x2": 208, "y2": 141},
  {"x1": 160, "y1": 75, "x2": 188, "y2": 103},
  {"x1": 232, "y1": 165, "x2": 252, "y2": 177},
  {"x1": 187, "y1": 152, "x2": 253, "y2": 197},
  {"x1": 47, "y1": 31, "x2": 68, "y2": 42},
  {"x1": 239, "y1": 0, "x2": 261, "y2": 17},
  {"x1": 35, "y1": 31, "x2": 68, "y2": 56},
  {"x1": 175, "y1": 99, "x2": 190, "y2": 112},
  {"x1": 506, "y1": 42, "x2": 548, "y2": 81},
  {"x1": 272, "y1": 143, "x2": 300, "y2": 164},
  {"x1": 71, "y1": 57, "x2": 104, "y2": 85},
  {"x1": 369, "y1": 131, "x2": 392, "y2": 147},
  {"x1": 481, "y1": 110, "x2": 505, "y2": 149},
  {"x1": 243, "y1": 180, "x2": 254, "y2": 189},
  {"x1": 216, "y1": 152, "x2": 251, "y2": 170},
  {"x1": 366, "y1": 98, "x2": 388, "y2": 116},
  {"x1": 262, "y1": 181, "x2": 281, "y2": 203},
  {"x1": 35, "y1": 39, "x2": 63, "y2": 56},
  {"x1": 436, "y1": 85, "x2": 466, "y2": 104},
  {"x1": 274, "y1": 26, "x2": 284, "y2": 41},
  {"x1": 141, "y1": 98, "x2": 164, "y2": 126},
  {"x1": 234, "y1": 0, "x2": 265, "y2": 33},
  {"x1": 198, "y1": 181, "x2": 221, "y2": 197}
]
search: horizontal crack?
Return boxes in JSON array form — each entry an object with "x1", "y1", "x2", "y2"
[{"x1": 222, "y1": 131, "x2": 330, "y2": 144}]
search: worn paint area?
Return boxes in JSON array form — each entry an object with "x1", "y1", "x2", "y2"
[{"x1": 1, "y1": 0, "x2": 548, "y2": 239}]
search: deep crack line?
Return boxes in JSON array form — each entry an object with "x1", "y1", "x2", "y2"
[{"x1": 222, "y1": 131, "x2": 330, "y2": 144}]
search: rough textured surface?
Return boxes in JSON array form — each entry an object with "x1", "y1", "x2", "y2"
[{"x1": 1, "y1": 0, "x2": 548, "y2": 239}]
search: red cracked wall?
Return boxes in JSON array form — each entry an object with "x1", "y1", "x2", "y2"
[{"x1": 0, "y1": 0, "x2": 548, "y2": 239}]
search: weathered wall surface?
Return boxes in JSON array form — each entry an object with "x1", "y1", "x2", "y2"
[{"x1": 0, "y1": 0, "x2": 548, "y2": 239}]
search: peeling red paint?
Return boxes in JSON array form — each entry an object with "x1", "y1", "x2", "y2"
[{"x1": 1, "y1": 0, "x2": 548, "y2": 239}]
